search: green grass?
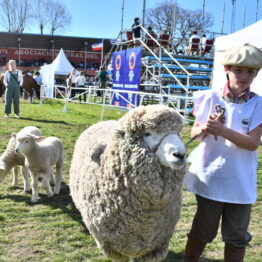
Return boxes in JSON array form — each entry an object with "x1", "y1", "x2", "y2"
[{"x1": 0, "y1": 99, "x2": 261, "y2": 262}]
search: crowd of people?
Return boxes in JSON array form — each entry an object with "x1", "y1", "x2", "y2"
[{"x1": 131, "y1": 17, "x2": 214, "y2": 56}]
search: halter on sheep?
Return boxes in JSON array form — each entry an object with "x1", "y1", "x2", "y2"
[{"x1": 70, "y1": 105, "x2": 186, "y2": 262}]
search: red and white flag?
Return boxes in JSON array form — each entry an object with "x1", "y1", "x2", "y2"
[{"x1": 91, "y1": 42, "x2": 103, "y2": 51}]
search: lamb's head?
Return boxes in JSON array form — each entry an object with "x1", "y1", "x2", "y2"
[
  {"x1": 117, "y1": 105, "x2": 186, "y2": 170},
  {"x1": 13, "y1": 134, "x2": 44, "y2": 155}
]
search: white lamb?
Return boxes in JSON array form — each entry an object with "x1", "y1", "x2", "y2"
[
  {"x1": 14, "y1": 134, "x2": 64, "y2": 203},
  {"x1": 0, "y1": 126, "x2": 41, "y2": 191}
]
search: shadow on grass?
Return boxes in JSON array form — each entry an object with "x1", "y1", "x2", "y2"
[
  {"x1": 163, "y1": 250, "x2": 223, "y2": 262},
  {"x1": 18, "y1": 117, "x2": 75, "y2": 126},
  {"x1": 2, "y1": 182, "x2": 89, "y2": 234}
]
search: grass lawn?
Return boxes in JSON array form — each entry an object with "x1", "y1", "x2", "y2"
[{"x1": 0, "y1": 99, "x2": 261, "y2": 262}]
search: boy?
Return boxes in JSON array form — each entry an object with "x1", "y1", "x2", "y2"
[{"x1": 183, "y1": 44, "x2": 262, "y2": 261}]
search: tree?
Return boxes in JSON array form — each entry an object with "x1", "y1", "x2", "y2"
[
  {"x1": 48, "y1": 0, "x2": 72, "y2": 35},
  {"x1": 146, "y1": 1, "x2": 214, "y2": 53},
  {"x1": 31, "y1": 0, "x2": 51, "y2": 34},
  {"x1": 0, "y1": 0, "x2": 31, "y2": 33}
]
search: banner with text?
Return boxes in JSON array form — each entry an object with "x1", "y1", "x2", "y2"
[{"x1": 111, "y1": 46, "x2": 142, "y2": 108}]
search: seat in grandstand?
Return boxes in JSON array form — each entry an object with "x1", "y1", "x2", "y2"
[
  {"x1": 189, "y1": 38, "x2": 200, "y2": 56},
  {"x1": 126, "y1": 31, "x2": 134, "y2": 48},
  {"x1": 145, "y1": 32, "x2": 157, "y2": 50},
  {"x1": 201, "y1": 39, "x2": 214, "y2": 56},
  {"x1": 158, "y1": 33, "x2": 170, "y2": 49}
]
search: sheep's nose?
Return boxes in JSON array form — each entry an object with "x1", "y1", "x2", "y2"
[
  {"x1": 15, "y1": 149, "x2": 19, "y2": 154},
  {"x1": 172, "y1": 152, "x2": 185, "y2": 160}
]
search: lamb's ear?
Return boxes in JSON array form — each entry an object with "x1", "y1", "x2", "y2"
[
  {"x1": 35, "y1": 136, "x2": 45, "y2": 142},
  {"x1": 114, "y1": 127, "x2": 125, "y2": 138},
  {"x1": 11, "y1": 133, "x2": 17, "y2": 138}
]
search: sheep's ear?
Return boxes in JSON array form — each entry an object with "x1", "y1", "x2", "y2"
[
  {"x1": 11, "y1": 133, "x2": 16, "y2": 138},
  {"x1": 35, "y1": 136, "x2": 45, "y2": 142},
  {"x1": 114, "y1": 127, "x2": 125, "y2": 138}
]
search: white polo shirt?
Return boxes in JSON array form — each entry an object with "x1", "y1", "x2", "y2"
[{"x1": 184, "y1": 89, "x2": 262, "y2": 204}]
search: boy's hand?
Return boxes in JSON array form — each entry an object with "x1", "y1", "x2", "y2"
[{"x1": 206, "y1": 114, "x2": 226, "y2": 136}]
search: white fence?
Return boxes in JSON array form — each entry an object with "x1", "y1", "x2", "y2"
[{"x1": 40, "y1": 85, "x2": 193, "y2": 120}]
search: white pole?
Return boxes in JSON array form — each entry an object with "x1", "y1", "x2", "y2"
[{"x1": 100, "y1": 39, "x2": 104, "y2": 67}]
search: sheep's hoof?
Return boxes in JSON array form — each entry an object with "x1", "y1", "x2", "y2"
[
  {"x1": 47, "y1": 192, "x2": 54, "y2": 198},
  {"x1": 31, "y1": 196, "x2": 40, "y2": 203}
]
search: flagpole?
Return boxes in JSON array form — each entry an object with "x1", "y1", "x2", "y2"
[{"x1": 100, "y1": 39, "x2": 104, "y2": 69}]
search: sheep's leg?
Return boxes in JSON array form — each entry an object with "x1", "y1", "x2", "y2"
[
  {"x1": 31, "y1": 174, "x2": 40, "y2": 203},
  {"x1": 138, "y1": 244, "x2": 169, "y2": 262},
  {"x1": 50, "y1": 169, "x2": 55, "y2": 185},
  {"x1": 12, "y1": 166, "x2": 19, "y2": 187},
  {"x1": 42, "y1": 174, "x2": 53, "y2": 198},
  {"x1": 54, "y1": 160, "x2": 63, "y2": 195},
  {"x1": 102, "y1": 246, "x2": 129, "y2": 262},
  {"x1": 21, "y1": 166, "x2": 31, "y2": 192}
]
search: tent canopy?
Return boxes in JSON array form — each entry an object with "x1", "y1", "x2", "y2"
[
  {"x1": 212, "y1": 20, "x2": 262, "y2": 95},
  {"x1": 50, "y1": 48, "x2": 74, "y2": 75}
]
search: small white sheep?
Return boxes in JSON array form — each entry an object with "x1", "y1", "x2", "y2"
[
  {"x1": 0, "y1": 126, "x2": 41, "y2": 191},
  {"x1": 14, "y1": 134, "x2": 63, "y2": 203},
  {"x1": 70, "y1": 105, "x2": 186, "y2": 262}
]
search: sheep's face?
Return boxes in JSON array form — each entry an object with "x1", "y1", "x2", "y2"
[
  {"x1": 143, "y1": 129, "x2": 186, "y2": 170},
  {"x1": 15, "y1": 135, "x2": 35, "y2": 155}
]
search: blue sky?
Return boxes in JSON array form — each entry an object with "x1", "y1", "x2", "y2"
[{"x1": 3, "y1": 0, "x2": 262, "y2": 38}]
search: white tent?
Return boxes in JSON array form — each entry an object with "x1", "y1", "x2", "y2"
[
  {"x1": 212, "y1": 20, "x2": 262, "y2": 95},
  {"x1": 40, "y1": 48, "x2": 75, "y2": 98}
]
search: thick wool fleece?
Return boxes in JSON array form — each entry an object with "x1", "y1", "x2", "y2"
[{"x1": 69, "y1": 105, "x2": 185, "y2": 261}]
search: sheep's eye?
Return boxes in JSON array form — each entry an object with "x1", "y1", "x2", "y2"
[
  {"x1": 144, "y1": 132, "x2": 151, "y2": 137},
  {"x1": 25, "y1": 141, "x2": 29, "y2": 143}
]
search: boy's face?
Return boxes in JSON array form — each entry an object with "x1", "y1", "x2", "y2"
[{"x1": 224, "y1": 66, "x2": 259, "y2": 92}]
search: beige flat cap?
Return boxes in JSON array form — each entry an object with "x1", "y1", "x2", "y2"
[{"x1": 221, "y1": 43, "x2": 262, "y2": 69}]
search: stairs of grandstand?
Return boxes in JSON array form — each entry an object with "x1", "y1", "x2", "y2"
[{"x1": 140, "y1": 53, "x2": 213, "y2": 96}]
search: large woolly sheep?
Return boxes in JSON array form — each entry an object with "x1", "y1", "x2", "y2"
[
  {"x1": 0, "y1": 126, "x2": 41, "y2": 191},
  {"x1": 14, "y1": 134, "x2": 63, "y2": 203},
  {"x1": 70, "y1": 105, "x2": 186, "y2": 262}
]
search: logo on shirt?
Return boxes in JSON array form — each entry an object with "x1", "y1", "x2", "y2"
[{"x1": 241, "y1": 117, "x2": 251, "y2": 130}]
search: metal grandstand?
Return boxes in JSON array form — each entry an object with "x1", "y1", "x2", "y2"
[{"x1": 40, "y1": 25, "x2": 214, "y2": 119}]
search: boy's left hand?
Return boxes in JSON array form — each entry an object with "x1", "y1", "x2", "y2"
[{"x1": 206, "y1": 114, "x2": 226, "y2": 136}]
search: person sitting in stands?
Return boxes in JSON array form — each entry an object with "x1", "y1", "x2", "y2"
[
  {"x1": 185, "y1": 31, "x2": 200, "y2": 56},
  {"x1": 200, "y1": 34, "x2": 207, "y2": 55}
]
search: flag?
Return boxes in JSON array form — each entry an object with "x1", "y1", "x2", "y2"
[{"x1": 92, "y1": 42, "x2": 103, "y2": 51}]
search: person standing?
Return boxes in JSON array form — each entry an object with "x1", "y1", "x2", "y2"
[
  {"x1": 3, "y1": 60, "x2": 23, "y2": 118},
  {"x1": 33, "y1": 72, "x2": 42, "y2": 100},
  {"x1": 68, "y1": 69, "x2": 78, "y2": 99},
  {"x1": 76, "y1": 72, "x2": 86, "y2": 102},
  {"x1": 183, "y1": 44, "x2": 262, "y2": 261},
  {"x1": 97, "y1": 67, "x2": 107, "y2": 98},
  {"x1": 132, "y1": 17, "x2": 141, "y2": 46}
]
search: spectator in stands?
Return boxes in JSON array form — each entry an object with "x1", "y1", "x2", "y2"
[
  {"x1": 68, "y1": 69, "x2": 78, "y2": 99},
  {"x1": 147, "y1": 26, "x2": 155, "y2": 36},
  {"x1": 76, "y1": 71, "x2": 86, "y2": 102},
  {"x1": 185, "y1": 31, "x2": 200, "y2": 56},
  {"x1": 200, "y1": 34, "x2": 207, "y2": 56},
  {"x1": 3, "y1": 60, "x2": 23, "y2": 118},
  {"x1": 132, "y1": 17, "x2": 141, "y2": 46}
]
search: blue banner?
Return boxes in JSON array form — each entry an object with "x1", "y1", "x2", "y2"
[
  {"x1": 112, "y1": 47, "x2": 142, "y2": 108},
  {"x1": 112, "y1": 50, "x2": 125, "y2": 89}
]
